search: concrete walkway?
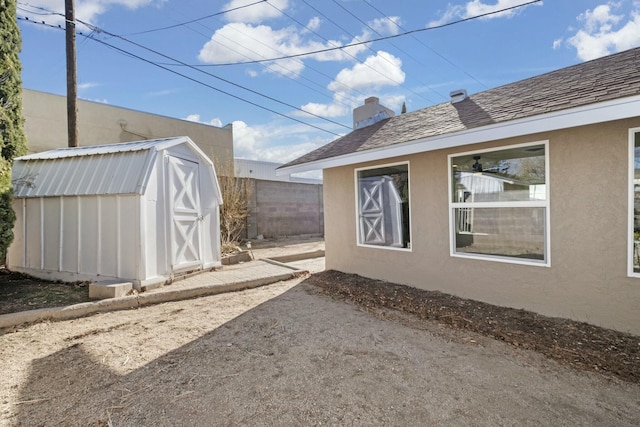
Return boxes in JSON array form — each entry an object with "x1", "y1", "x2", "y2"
[{"x1": 0, "y1": 256, "x2": 324, "y2": 330}]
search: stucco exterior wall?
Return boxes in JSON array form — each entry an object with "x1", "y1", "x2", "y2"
[
  {"x1": 22, "y1": 89, "x2": 234, "y2": 167},
  {"x1": 324, "y1": 118, "x2": 640, "y2": 334}
]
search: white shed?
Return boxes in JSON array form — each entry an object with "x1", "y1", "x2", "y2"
[{"x1": 7, "y1": 137, "x2": 222, "y2": 289}]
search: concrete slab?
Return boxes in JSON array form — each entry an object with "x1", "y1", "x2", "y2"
[
  {"x1": 0, "y1": 259, "x2": 312, "y2": 330},
  {"x1": 89, "y1": 280, "x2": 133, "y2": 299}
]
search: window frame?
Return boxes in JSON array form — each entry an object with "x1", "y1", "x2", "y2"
[
  {"x1": 627, "y1": 127, "x2": 640, "y2": 277},
  {"x1": 447, "y1": 140, "x2": 551, "y2": 266},
  {"x1": 354, "y1": 161, "x2": 412, "y2": 252}
]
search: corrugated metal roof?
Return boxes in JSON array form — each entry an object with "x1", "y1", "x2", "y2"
[
  {"x1": 18, "y1": 137, "x2": 185, "y2": 160},
  {"x1": 12, "y1": 137, "x2": 191, "y2": 198}
]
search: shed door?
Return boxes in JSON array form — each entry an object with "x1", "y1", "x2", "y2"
[{"x1": 168, "y1": 156, "x2": 202, "y2": 272}]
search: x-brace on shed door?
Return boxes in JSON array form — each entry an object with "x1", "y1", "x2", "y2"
[{"x1": 168, "y1": 155, "x2": 202, "y2": 272}]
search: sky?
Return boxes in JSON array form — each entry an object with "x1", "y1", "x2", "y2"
[{"x1": 16, "y1": 0, "x2": 640, "y2": 169}]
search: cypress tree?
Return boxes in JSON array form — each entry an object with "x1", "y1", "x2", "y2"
[{"x1": 0, "y1": 0, "x2": 27, "y2": 261}]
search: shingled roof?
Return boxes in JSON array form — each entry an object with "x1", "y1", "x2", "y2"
[{"x1": 281, "y1": 47, "x2": 640, "y2": 171}]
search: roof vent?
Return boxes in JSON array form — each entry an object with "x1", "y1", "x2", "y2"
[
  {"x1": 449, "y1": 89, "x2": 467, "y2": 104},
  {"x1": 364, "y1": 96, "x2": 379, "y2": 105}
]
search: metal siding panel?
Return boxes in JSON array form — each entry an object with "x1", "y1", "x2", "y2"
[
  {"x1": 61, "y1": 196, "x2": 79, "y2": 273},
  {"x1": 119, "y1": 195, "x2": 139, "y2": 279},
  {"x1": 78, "y1": 197, "x2": 98, "y2": 275},
  {"x1": 25, "y1": 198, "x2": 42, "y2": 269},
  {"x1": 99, "y1": 196, "x2": 118, "y2": 276},
  {"x1": 42, "y1": 198, "x2": 61, "y2": 271}
]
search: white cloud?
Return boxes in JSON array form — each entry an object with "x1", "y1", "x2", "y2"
[
  {"x1": 328, "y1": 51, "x2": 405, "y2": 92},
  {"x1": 567, "y1": 2, "x2": 640, "y2": 60},
  {"x1": 232, "y1": 120, "x2": 332, "y2": 163},
  {"x1": 80, "y1": 97, "x2": 109, "y2": 104},
  {"x1": 184, "y1": 114, "x2": 223, "y2": 127},
  {"x1": 147, "y1": 88, "x2": 178, "y2": 97},
  {"x1": 197, "y1": 22, "x2": 368, "y2": 77},
  {"x1": 78, "y1": 82, "x2": 101, "y2": 90},
  {"x1": 296, "y1": 51, "x2": 405, "y2": 120},
  {"x1": 428, "y1": 0, "x2": 543, "y2": 27},
  {"x1": 299, "y1": 101, "x2": 349, "y2": 118},
  {"x1": 369, "y1": 16, "x2": 402, "y2": 35},
  {"x1": 306, "y1": 16, "x2": 322, "y2": 32},
  {"x1": 222, "y1": 0, "x2": 288, "y2": 24},
  {"x1": 19, "y1": 0, "x2": 165, "y2": 27},
  {"x1": 382, "y1": 94, "x2": 407, "y2": 112}
]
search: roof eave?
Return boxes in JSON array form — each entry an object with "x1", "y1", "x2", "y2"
[{"x1": 278, "y1": 94, "x2": 640, "y2": 175}]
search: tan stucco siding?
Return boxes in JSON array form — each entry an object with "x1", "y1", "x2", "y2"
[
  {"x1": 23, "y1": 89, "x2": 234, "y2": 167},
  {"x1": 324, "y1": 118, "x2": 640, "y2": 334}
]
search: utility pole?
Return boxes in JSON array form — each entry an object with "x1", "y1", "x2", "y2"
[{"x1": 65, "y1": 0, "x2": 78, "y2": 147}]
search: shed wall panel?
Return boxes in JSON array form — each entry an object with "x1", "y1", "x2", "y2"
[
  {"x1": 143, "y1": 160, "x2": 167, "y2": 279},
  {"x1": 42, "y1": 198, "x2": 61, "y2": 271},
  {"x1": 118, "y1": 196, "x2": 139, "y2": 279},
  {"x1": 61, "y1": 197, "x2": 79, "y2": 273},
  {"x1": 25, "y1": 198, "x2": 41, "y2": 269},
  {"x1": 99, "y1": 197, "x2": 118, "y2": 277},
  {"x1": 79, "y1": 197, "x2": 99, "y2": 275}
]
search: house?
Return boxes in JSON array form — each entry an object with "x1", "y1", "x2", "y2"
[
  {"x1": 7, "y1": 137, "x2": 222, "y2": 290},
  {"x1": 234, "y1": 159, "x2": 323, "y2": 239},
  {"x1": 278, "y1": 47, "x2": 640, "y2": 335},
  {"x1": 22, "y1": 89, "x2": 234, "y2": 168}
]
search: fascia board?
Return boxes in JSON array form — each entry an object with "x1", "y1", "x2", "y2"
[{"x1": 277, "y1": 94, "x2": 640, "y2": 175}]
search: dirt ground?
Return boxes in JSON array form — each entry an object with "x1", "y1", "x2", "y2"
[{"x1": 1, "y1": 238, "x2": 640, "y2": 425}]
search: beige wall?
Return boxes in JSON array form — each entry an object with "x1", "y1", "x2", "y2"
[
  {"x1": 23, "y1": 89, "x2": 234, "y2": 167},
  {"x1": 324, "y1": 118, "x2": 640, "y2": 334}
]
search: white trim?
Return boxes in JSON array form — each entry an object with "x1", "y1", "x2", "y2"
[
  {"x1": 354, "y1": 161, "x2": 412, "y2": 252},
  {"x1": 628, "y1": 127, "x2": 640, "y2": 277},
  {"x1": 447, "y1": 141, "x2": 550, "y2": 267},
  {"x1": 278, "y1": 95, "x2": 640, "y2": 175}
]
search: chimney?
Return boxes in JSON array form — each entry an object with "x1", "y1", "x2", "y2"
[
  {"x1": 450, "y1": 89, "x2": 467, "y2": 104},
  {"x1": 353, "y1": 97, "x2": 395, "y2": 130}
]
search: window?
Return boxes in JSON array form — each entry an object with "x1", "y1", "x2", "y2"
[
  {"x1": 449, "y1": 142, "x2": 549, "y2": 264},
  {"x1": 628, "y1": 129, "x2": 640, "y2": 276},
  {"x1": 356, "y1": 163, "x2": 410, "y2": 250}
]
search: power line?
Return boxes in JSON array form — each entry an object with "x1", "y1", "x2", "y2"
[
  {"x1": 121, "y1": 0, "x2": 267, "y2": 36},
  {"x1": 155, "y1": 5, "x2": 364, "y2": 109},
  {"x1": 269, "y1": 0, "x2": 421, "y2": 103},
  {"x1": 76, "y1": 17, "x2": 351, "y2": 130},
  {"x1": 363, "y1": 0, "x2": 489, "y2": 90},
  {"x1": 327, "y1": 0, "x2": 445, "y2": 103},
  {"x1": 208, "y1": 0, "x2": 542, "y2": 66},
  {"x1": 17, "y1": 16, "x2": 346, "y2": 137},
  {"x1": 17, "y1": 1, "x2": 353, "y2": 130},
  {"x1": 16, "y1": 3, "x2": 353, "y2": 131}
]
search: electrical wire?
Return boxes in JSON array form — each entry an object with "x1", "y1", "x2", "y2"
[
  {"x1": 17, "y1": 16, "x2": 346, "y2": 137},
  {"x1": 121, "y1": 0, "x2": 267, "y2": 36},
  {"x1": 207, "y1": 0, "x2": 542, "y2": 66},
  {"x1": 310, "y1": 0, "x2": 440, "y2": 104},
  {"x1": 363, "y1": 0, "x2": 489, "y2": 90},
  {"x1": 76, "y1": 17, "x2": 351, "y2": 130},
  {"x1": 269, "y1": 0, "x2": 422, "y2": 103},
  {"x1": 16, "y1": 2, "x2": 353, "y2": 131}
]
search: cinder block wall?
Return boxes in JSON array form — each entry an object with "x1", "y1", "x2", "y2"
[{"x1": 245, "y1": 179, "x2": 323, "y2": 239}]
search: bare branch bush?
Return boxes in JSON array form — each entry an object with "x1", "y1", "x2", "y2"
[{"x1": 215, "y1": 162, "x2": 252, "y2": 254}]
